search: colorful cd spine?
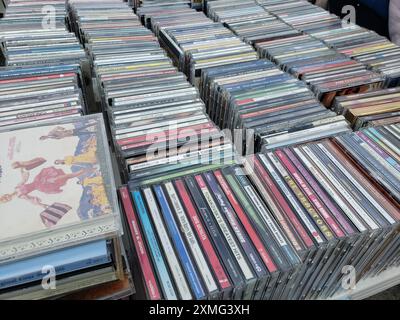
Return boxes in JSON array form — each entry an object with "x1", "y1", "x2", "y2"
[
  {"x1": 250, "y1": 154, "x2": 313, "y2": 250},
  {"x1": 231, "y1": 165, "x2": 301, "y2": 266},
  {"x1": 131, "y1": 189, "x2": 177, "y2": 300},
  {"x1": 221, "y1": 166, "x2": 289, "y2": 269},
  {"x1": 213, "y1": 169, "x2": 278, "y2": 273},
  {"x1": 283, "y1": 148, "x2": 356, "y2": 236},
  {"x1": 292, "y1": 147, "x2": 367, "y2": 233},
  {"x1": 153, "y1": 184, "x2": 206, "y2": 300},
  {"x1": 142, "y1": 187, "x2": 192, "y2": 300},
  {"x1": 184, "y1": 176, "x2": 245, "y2": 299},
  {"x1": 174, "y1": 179, "x2": 233, "y2": 298},
  {"x1": 301, "y1": 145, "x2": 379, "y2": 230},
  {"x1": 266, "y1": 151, "x2": 335, "y2": 242},
  {"x1": 119, "y1": 187, "x2": 161, "y2": 300},
  {"x1": 203, "y1": 171, "x2": 269, "y2": 300},
  {"x1": 275, "y1": 150, "x2": 346, "y2": 238},
  {"x1": 163, "y1": 181, "x2": 219, "y2": 296},
  {"x1": 317, "y1": 143, "x2": 395, "y2": 225},
  {"x1": 194, "y1": 175, "x2": 255, "y2": 279}
]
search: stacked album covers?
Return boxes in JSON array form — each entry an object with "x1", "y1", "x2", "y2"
[
  {"x1": 0, "y1": 115, "x2": 133, "y2": 300},
  {"x1": 0, "y1": 0, "x2": 86, "y2": 66},
  {"x1": 138, "y1": 5, "x2": 257, "y2": 86},
  {"x1": 0, "y1": 0, "x2": 398, "y2": 302},
  {"x1": 119, "y1": 128, "x2": 400, "y2": 299},
  {"x1": 206, "y1": 0, "x2": 385, "y2": 109},
  {"x1": 258, "y1": 0, "x2": 341, "y2": 33},
  {"x1": 334, "y1": 124, "x2": 400, "y2": 205},
  {"x1": 199, "y1": 55, "x2": 351, "y2": 154},
  {"x1": 255, "y1": 32, "x2": 384, "y2": 108},
  {"x1": 312, "y1": 25, "x2": 400, "y2": 88},
  {"x1": 205, "y1": 1, "x2": 385, "y2": 110},
  {"x1": 207, "y1": 0, "x2": 269, "y2": 27},
  {"x1": 333, "y1": 87, "x2": 400, "y2": 130},
  {"x1": 259, "y1": 0, "x2": 400, "y2": 87},
  {"x1": 140, "y1": 3, "x2": 352, "y2": 154},
  {"x1": 0, "y1": 0, "x2": 88, "y2": 127},
  {"x1": 202, "y1": 1, "x2": 354, "y2": 152},
  {"x1": 0, "y1": 64, "x2": 87, "y2": 127},
  {"x1": 206, "y1": 0, "x2": 300, "y2": 46},
  {"x1": 136, "y1": 5, "x2": 209, "y2": 37},
  {"x1": 246, "y1": 136, "x2": 400, "y2": 299},
  {"x1": 119, "y1": 167, "x2": 301, "y2": 300},
  {"x1": 68, "y1": 1, "x2": 238, "y2": 187}
]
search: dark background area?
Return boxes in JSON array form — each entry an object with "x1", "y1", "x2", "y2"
[{"x1": 328, "y1": 0, "x2": 389, "y2": 38}]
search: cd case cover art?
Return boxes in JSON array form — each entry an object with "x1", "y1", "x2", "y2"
[{"x1": 0, "y1": 115, "x2": 120, "y2": 260}]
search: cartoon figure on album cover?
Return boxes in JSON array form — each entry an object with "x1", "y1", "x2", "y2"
[{"x1": 0, "y1": 117, "x2": 112, "y2": 241}]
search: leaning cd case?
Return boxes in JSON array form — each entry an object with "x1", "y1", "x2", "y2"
[{"x1": 0, "y1": 114, "x2": 122, "y2": 263}]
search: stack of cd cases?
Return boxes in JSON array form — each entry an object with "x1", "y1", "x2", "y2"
[
  {"x1": 0, "y1": 0, "x2": 86, "y2": 66},
  {"x1": 119, "y1": 127, "x2": 400, "y2": 299},
  {"x1": 334, "y1": 124, "x2": 400, "y2": 205},
  {"x1": 333, "y1": 87, "x2": 400, "y2": 130},
  {"x1": 139, "y1": 3, "x2": 352, "y2": 154},
  {"x1": 256, "y1": 32, "x2": 384, "y2": 108},
  {"x1": 1, "y1": 0, "x2": 398, "y2": 301},
  {"x1": 207, "y1": 0, "x2": 266, "y2": 24},
  {"x1": 68, "y1": 0, "x2": 238, "y2": 185},
  {"x1": 258, "y1": 0, "x2": 342, "y2": 34},
  {"x1": 119, "y1": 166, "x2": 301, "y2": 300},
  {"x1": 199, "y1": 58, "x2": 351, "y2": 153},
  {"x1": 245, "y1": 135, "x2": 400, "y2": 299},
  {"x1": 138, "y1": 5, "x2": 258, "y2": 86},
  {"x1": 259, "y1": 0, "x2": 400, "y2": 88},
  {"x1": 0, "y1": 115, "x2": 133, "y2": 300},
  {"x1": 206, "y1": 0, "x2": 301, "y2": 48},
  {"x1": 0, "y1": 64, "x2": 87, "y2": 127},
  {"x1": 205, "y1": 0, "x2": 386, "y2": 109},
  {"x1": 0, "y1": 0, "x2": 89, "y2": 126}
]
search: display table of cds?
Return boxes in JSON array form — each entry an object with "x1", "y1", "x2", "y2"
[{"x1": 1, "y1": 0, "x2": 400, "y2": 301}]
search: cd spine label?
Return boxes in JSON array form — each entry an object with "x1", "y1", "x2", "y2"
[{"x1": 119, "y1": 187, "x2": 161, "y2": 300}]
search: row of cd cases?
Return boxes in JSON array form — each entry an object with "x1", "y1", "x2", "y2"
[
  {"x1": 139, "y1": 0, "x2": 400, "y2": 153},
  {"x1": 206, "y1": 0, "x2": 389, "y2": 104},
  {"x1": 66, "y1": 0, "x2": 239, "y2": 186},
  {"x1": 258, "y1": 0, "x2": 400, "y2": 88},
  {"x1": 0, "y1": 0, "x2": 93, "y2": 127},
  {"x1": 118, "y1": 123, "x2": 400, "y2": 300},
  {"x1": 1, "y1": 0, "x2": 398, "y2": 300},
  {"x1": 136, "y1": 3, "x2": 353, "y2": 155},
  {"x1": 67, "y1": 0, "x2": 400, "y2": 301},
  {"x1": 0, "y1": 0, "x2": 134, "y2": 300},
  {"x1": 204, "y1": 0, "x2": 400, "y2": 139},
  {"x1": 136, "y1": 1, "x2": 399, "y2": 146},
  {"x1": 101, "y1": 0, "x2": 400, "y2": 300}
]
